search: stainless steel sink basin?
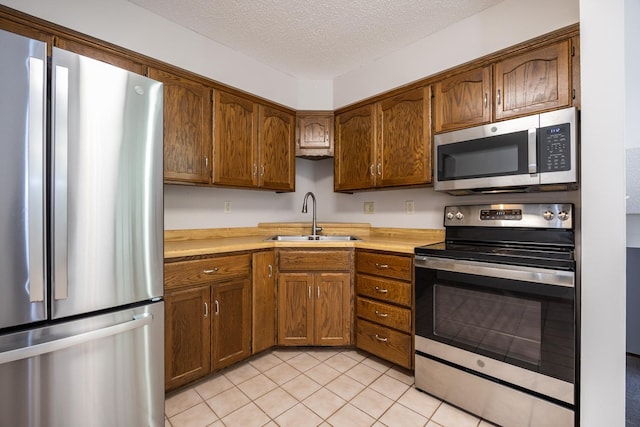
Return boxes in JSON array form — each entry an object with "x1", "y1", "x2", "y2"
[{"x1": 266, "y1": 235, "x2": 361, "y2": 242}]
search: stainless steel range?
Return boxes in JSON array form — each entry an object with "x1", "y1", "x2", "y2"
[{"x1": 414, "y1": 203, "x2": 576, "y2": 427}]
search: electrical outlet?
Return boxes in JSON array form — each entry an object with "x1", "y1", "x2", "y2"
[
  {"x1": 364, "y1": 201, "x2": 375, "y2": 214},
  {"x1": 406, "y1": 200, "x2": 415, "y2": 215},
  {"x1": 224, "y1": 201, "x2": 232, "y2": 213}
]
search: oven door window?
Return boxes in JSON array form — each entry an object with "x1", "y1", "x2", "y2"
[
  {"x1": 437, "y1": 131, "x2": 530, "y2": 181},
  {"x1": 416, "y1": 268, "x2": 574, "y2": 383}
]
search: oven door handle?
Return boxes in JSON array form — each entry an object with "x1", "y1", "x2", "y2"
[{"x1": 415, "y1": 256, "x2": 574, "y2": 288}]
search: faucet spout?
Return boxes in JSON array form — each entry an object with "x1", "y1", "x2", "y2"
[{"x1": 302, "y1": 192, "x2": 322, "y2": 237}]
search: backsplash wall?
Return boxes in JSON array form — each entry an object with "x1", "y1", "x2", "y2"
[{"x1": 164, "y1": 158, "x2": 580, "y2": 231}]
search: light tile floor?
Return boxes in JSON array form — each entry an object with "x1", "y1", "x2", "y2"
[{"x1": 165, "y1": 347, "x2": 497, "y2": 427}]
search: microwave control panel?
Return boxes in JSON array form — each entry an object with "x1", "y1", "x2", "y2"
[{"x1": 539, "y1": 123, "x2": 571, "y2": 172}]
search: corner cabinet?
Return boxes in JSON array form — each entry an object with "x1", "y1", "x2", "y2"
[
  {"x1": 277, "y1": 249, "x2": 353, "y2": 346},
  {"x1": 164, "y1": 253, "x2": 251, "y2": 391},
  {"x1": 434, "y1": 38, "x2": 575, "y2": 133},
  {"x1": 149, "y1": 67, "x2": 212, "y2": 184},
  {"x1": 213, "y1": 90, "x2": 295, "y2": 191},
  {"x1": 296, "y1": 111, "x2": 334, "y2": 158},
  {"x1": 334, "y1": 86, "x2": 431, "y2": 191}
]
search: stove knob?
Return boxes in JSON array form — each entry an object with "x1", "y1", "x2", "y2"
[
  {"x1": 558, "y1": 211, "x2": 570, "y2": 221},
  {"x1": 455, "y1": 212, "x2": 464, "y2": 220},
  {"x1": 446, "y1": 211, "x2": 455, "y2": 220},
  {"x1": 543, "y1": 210, "x2": 555, "y2": 221}
]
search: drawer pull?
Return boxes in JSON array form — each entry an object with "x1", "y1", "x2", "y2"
[
  {"x1": 374, "y1": 286, "x2": 388, "y2": 294},
  {"x1": 375, "y1": 310, "x2": 388, "y2": 318},
  {"x1": 374, "y1": 334, "x2": 388, "y2": 343},
  {"x1": 203, "y1": 268, "x2": 219, "y2": 274},
  {"x1": 375, "y1": 263, "x2": 389, "y2": 269}
]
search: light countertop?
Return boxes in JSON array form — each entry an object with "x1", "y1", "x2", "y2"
[{"x1": 164, "y1": 222, "x2": 444, "y2": 259}]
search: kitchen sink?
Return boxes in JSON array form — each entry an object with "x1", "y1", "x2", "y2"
[{"x1": 266, "y1": 235, "x2": 361, "y2": 241}]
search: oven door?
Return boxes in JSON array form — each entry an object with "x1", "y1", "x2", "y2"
[{"x1": 414, "y1": 255, "x2": 575, "y2": 405}]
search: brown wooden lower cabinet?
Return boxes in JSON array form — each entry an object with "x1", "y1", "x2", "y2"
[
  {"x1": 164, "y1": 253, "x2": 252, "y2": 391},
  {"x1": 277, "y1": 249, "x2": 353, "y2": 347},
  {"x1": 355, "y1": 249, "x2": 414, "y2": 369},
  {"x1": 252, "y1": 250, "x2": 276, "y2": 354}
]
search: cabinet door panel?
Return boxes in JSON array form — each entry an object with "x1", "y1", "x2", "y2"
[
  {"x1": 334, "y1": 105, "x2": 375, "y2": 191},
  {"x1": 377, "y1": 87, "x2": 431, "y2": 187},
  {"x1": 315, "y1": 273, "x2": 351, "y2": 346},
  {"x1": 212, "y1": 278, "x2": 251, "y2": 370},
  {"x1": 165, "y1": 286, "x2": 210, "y2": 391},
  {"x1": 252, "y1": 251, "x2": 276, "y2": 354},
  {"x1": 259, "y1": 106, "x2": 295, "y2": 191},
  {"x1": 494, "y1": 40, "x2": 570, "y2": 120},
  {"x1": 278, "y1": 273, "x2": 313, "y2": 346},
  {"x1": 434, "y1": 66, "x2": 492, "y2": 132},
  {"x1": 149, "y1": 68, "x2": 211, "y2": 184},
  {"x1": 213, "y1": 91, "x2": 257, "y2": 187}
]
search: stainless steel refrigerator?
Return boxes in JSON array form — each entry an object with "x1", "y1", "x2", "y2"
[{"x1": 0, "y1": 28, "x2": 164, "y2": 426}]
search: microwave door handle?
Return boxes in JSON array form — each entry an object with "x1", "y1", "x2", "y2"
[{"x1": 528, "y1": 128, "x2": 537, "y2": 174}]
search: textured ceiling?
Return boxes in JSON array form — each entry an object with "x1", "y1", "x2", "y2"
[{"x1": 129, "y1": 0, "x2": 503, "y2": 79}]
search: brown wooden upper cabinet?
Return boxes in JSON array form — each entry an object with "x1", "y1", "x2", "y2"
[
  {"x1": 433, "y1": 66, "x2": 492, "y2": 133},
  {"x1": 296, "y1": 112, "x2": 334, "y2": 158},
  {"x1": 434, "y1": 39, "x2": 573, "y2": 133},
  {"x1": 213, "y1": 90, "x2": 295, "y2": 191},
  {"x1": 149, "y1": 67, "x2": 212, "y2": 184},
  {"x1": 334, "y1": 86, "x2": 431, "y2": 191},
  {"x1": 494, "y1": 40, "x2": 571, "y2": 120},
  {"x1": 55, "y1": 37, "x2": 144, "y2": 75}
]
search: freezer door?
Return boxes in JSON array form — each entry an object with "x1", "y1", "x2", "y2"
[
  {"x1": 51, "y1": 48, "x2": 164, "y2": 319},
  {"x1": 0, "y1": 301, "x2": 164, "y2": 427},
  {"x1": 0, "y1": 29, "x2": 47, "y2": 329}
]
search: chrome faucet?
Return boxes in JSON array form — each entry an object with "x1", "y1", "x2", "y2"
[{"x1": 302, "y1": 191, "x2": 323, "y2": 237}]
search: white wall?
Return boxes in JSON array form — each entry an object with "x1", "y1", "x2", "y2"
[{"x1": 579, "y1": 0, "x2": 627, "y2": 426}]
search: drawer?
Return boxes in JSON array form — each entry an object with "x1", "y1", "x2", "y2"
[
  {"x1": 164, "y1": 254, "x2": 250, "y2": 289},
  {"x1": 356, "y1": 319, "x2": 412, "y2": 369},
  {"x1": 278, "y1": 250, "x2": 352, "y2": 271},
  {"x1": 357, "y1": 297, "x2": 411, "y2": 332},
  {"x1": 356, "y1": 275, "x2": 412, "y2": 307},
  {"x1": 356, "y1": 251, "x2": 412, "y2": 281}
]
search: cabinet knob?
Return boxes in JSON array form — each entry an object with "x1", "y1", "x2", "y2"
[
  {"x1": 370, "y1": 164, "x2": 375, "y2": 176},
  {"x1": 377, "y1": 163, "x2": 382, "y2": 175},
  {"x1": 268, "y1": 264, "x2": 273, "y2": 278},
  {"x1": 215, "y1": 300, "x2": 219, "y2": 315},
  {"x1": 204, "y1": 302, "x2": 209, "y2": 318},
  {"x1": 497, "y1": 89, "x2": 501, "y2": 106},
  {"x1": 484, "y1": 93, "x2": 488, "y2": 108}
]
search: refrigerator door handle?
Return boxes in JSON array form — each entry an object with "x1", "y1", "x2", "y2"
[
  {"x1": 0, "y1": 313, "x2": 153, "y2": 365},
  {"x1": 53, "y1": 65, "x2": 69, "y2": 300},
  {"x1": 28, "y1": 56, "x2": 46, "y2": 303}
]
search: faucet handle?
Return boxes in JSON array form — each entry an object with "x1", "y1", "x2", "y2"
[{"x1": 315, "y1": 226, "x2": 323, "y2": 233}]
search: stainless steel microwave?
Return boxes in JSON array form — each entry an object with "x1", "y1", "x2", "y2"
[{"x1": 434, "y1": 107, "x2": 578, "y2": 195}]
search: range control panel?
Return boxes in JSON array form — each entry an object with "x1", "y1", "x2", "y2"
[{"x1": 444, "y1": 203, "x2": 573, "y2": 229}]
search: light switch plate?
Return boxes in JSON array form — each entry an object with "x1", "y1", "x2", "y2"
[{"x1": 224, "y1": 201, "x2": 232, "y2": 213}]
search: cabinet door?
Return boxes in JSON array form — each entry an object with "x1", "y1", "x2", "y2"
[
  {"x1": 212, "y1": 278, "x2": 251, "y2": 370},
  {"x1": 494, "y1": 40, "x2": 571, "y2": 120},
  {"x1": 148, "y1": 68, "x2": 212, "y2": 184},
  {"x1": 165, "y1": 286, "x2": 211, "y2": 391},
  {"x1": 278, "y1": 273, "x2": 313, "y2": 346},
  {"x1": 258, "y1": 105, "x2": 295, "y2": 191},
  {"x1": 213, "y1": 90, "x2": 258, "y2": 188},
  {"x1": 252, "y1": 251, "x2": 276, "y2": 354},
  {"x1": 315, "y1": 273, "x2": 351, "y2": 346},
  {"x1": 433, "y1": 66, "x2": 492, "y2": 132},
  {"x1": 296, "y1": 113, "x2": 334, "y2": 157},
  {"x1": 376, "y1": 86, "x2": 432, "y2": 187},
  {"x1": 334, "y1": 105, "x2": 376, "y2": 191}
]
